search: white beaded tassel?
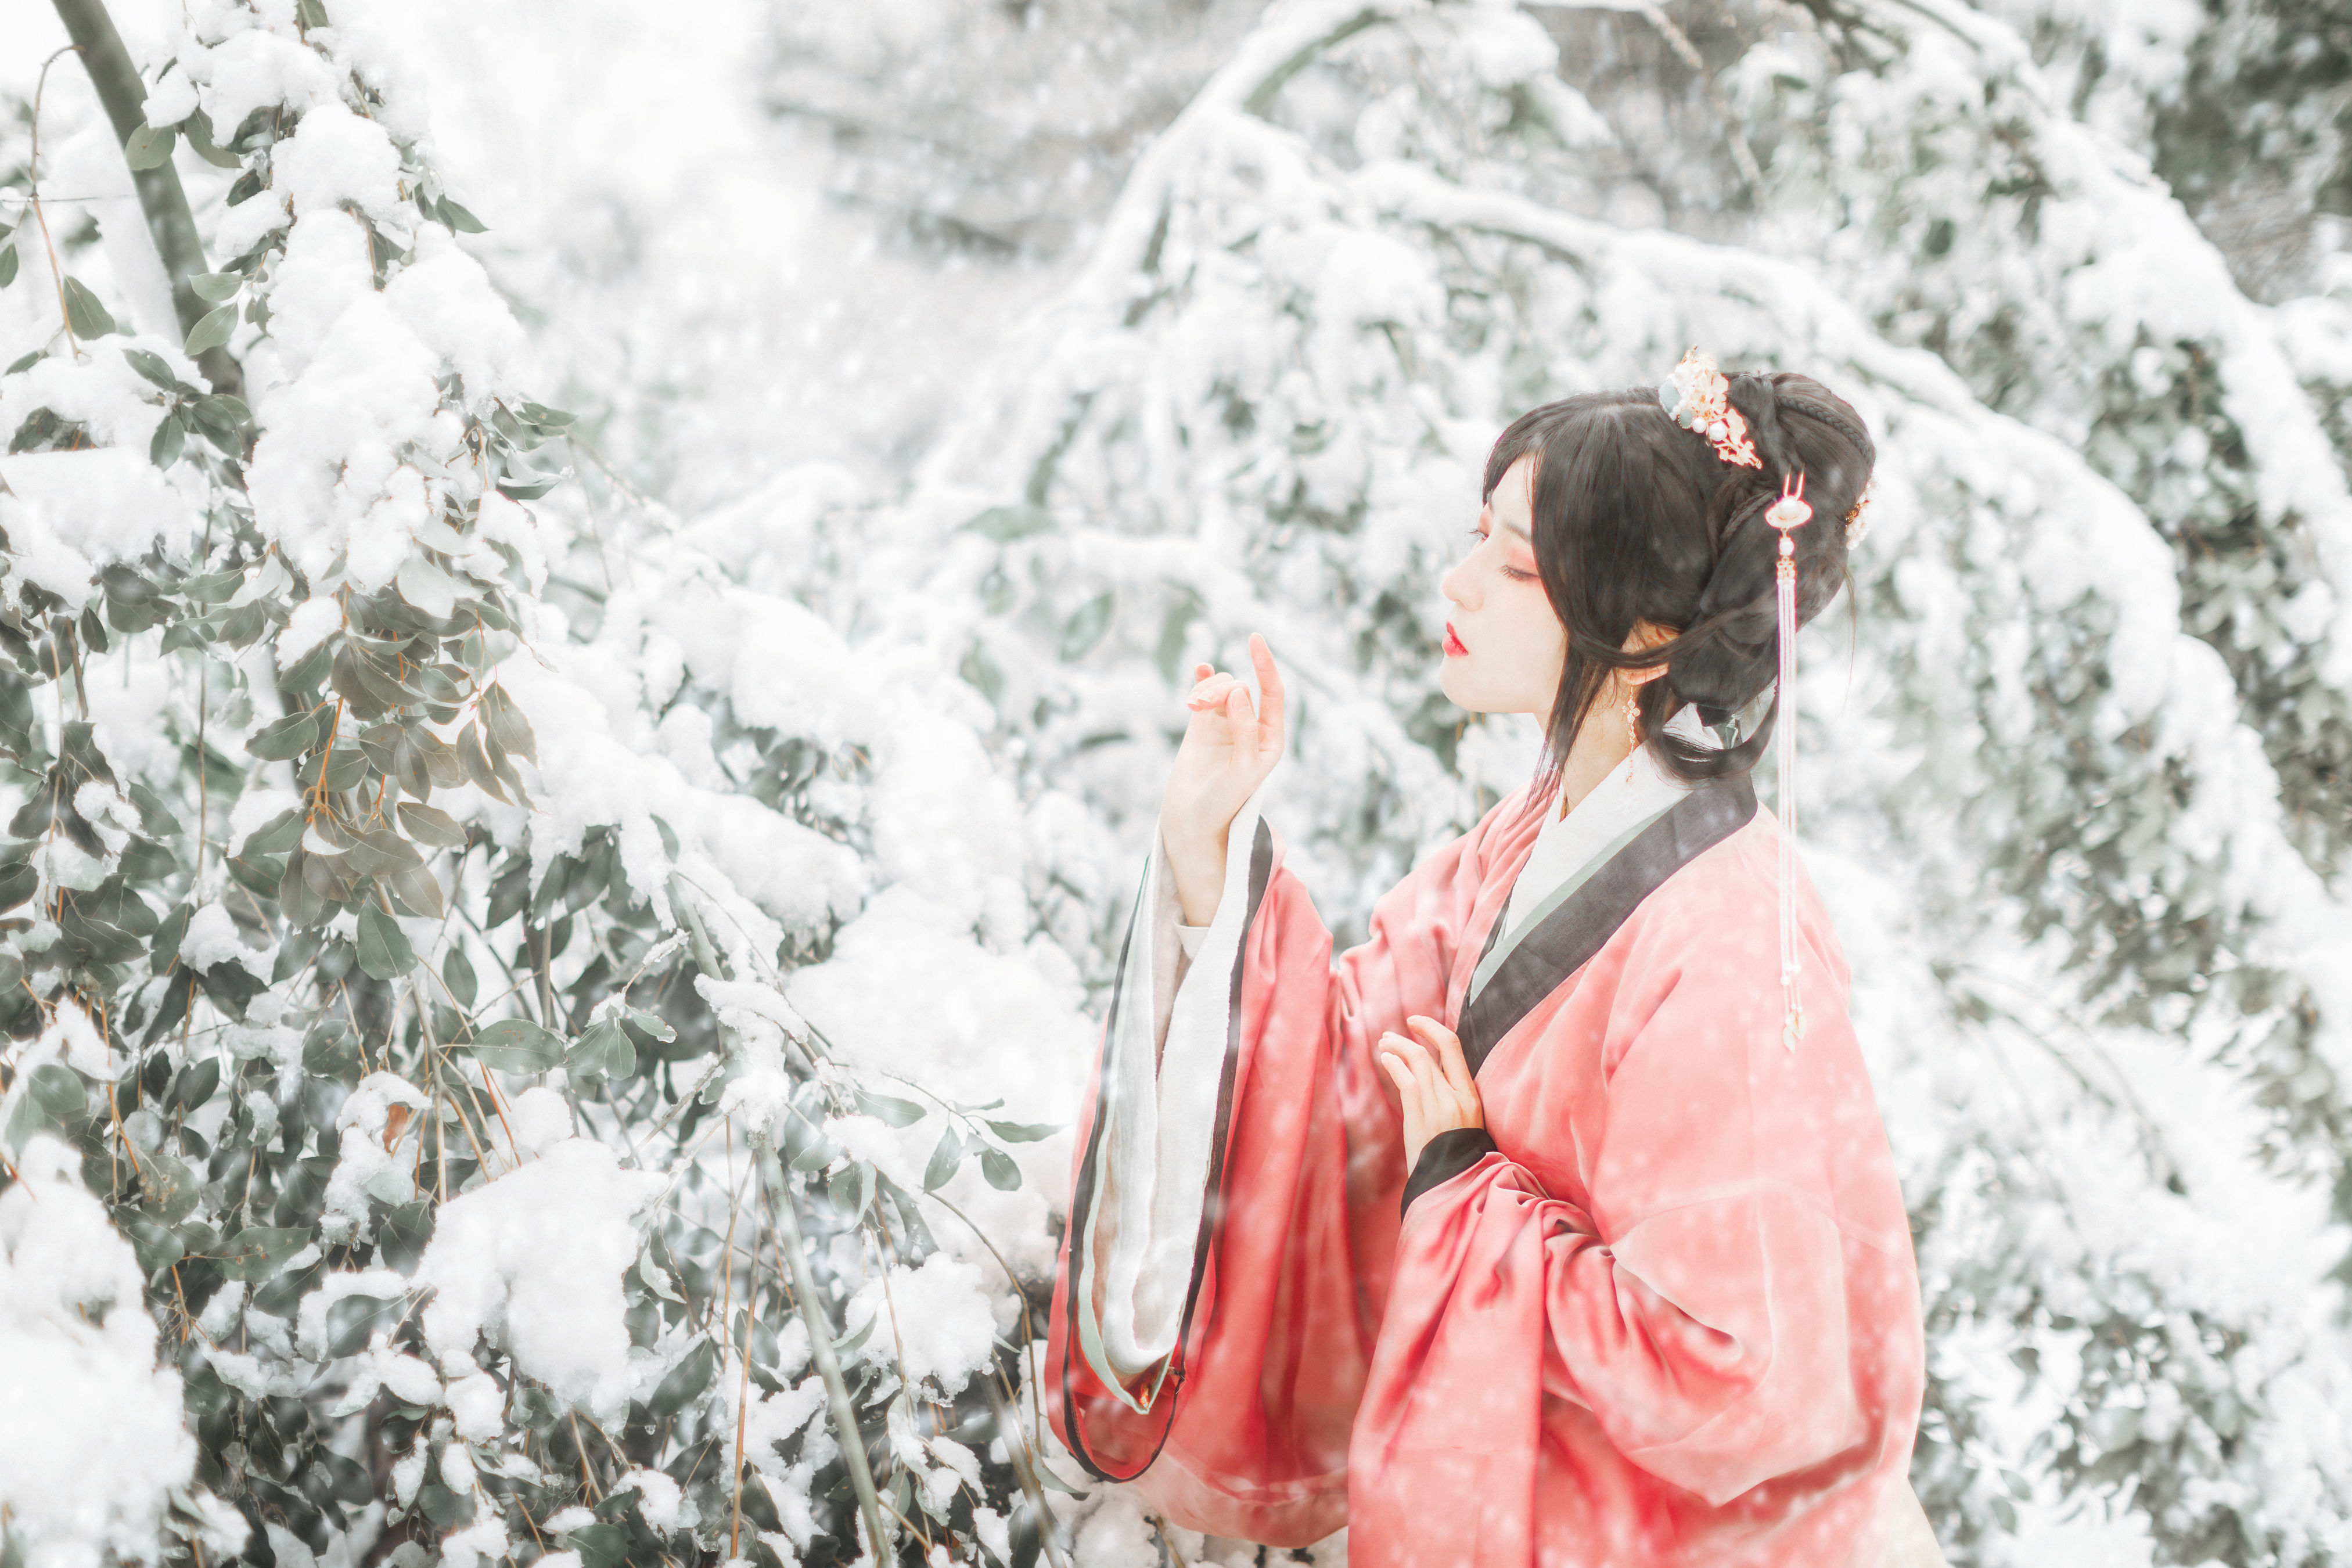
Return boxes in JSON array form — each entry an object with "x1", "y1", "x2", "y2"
[{"x1": 1765, "y1": 474, "x2": 1812, "y2": 1051}]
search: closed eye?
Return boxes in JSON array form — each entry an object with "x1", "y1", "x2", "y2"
[{"x1": 1469, "y1": 526, "x2": 1538, "y2": 582}]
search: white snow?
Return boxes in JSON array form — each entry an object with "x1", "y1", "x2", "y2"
[
  {"x1": 418, "y1": 1137, "x2": 665, "y2": 1419},
  {"x1": 0, "y1": 1138, "x2": 208, "y2": 1568}
]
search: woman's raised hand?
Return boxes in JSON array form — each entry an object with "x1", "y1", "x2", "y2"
[{"x1": 1160, "y1": 633, "x2": 1285, "y2": 926}]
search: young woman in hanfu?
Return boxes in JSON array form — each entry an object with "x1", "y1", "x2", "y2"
[{"x1": 1045, "y1": 358, "x2": 1947, "y2": 1567}]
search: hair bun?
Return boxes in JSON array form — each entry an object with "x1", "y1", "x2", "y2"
[{"x1": 1476, "y1": 371, "x2": 1875, "y2": 785}]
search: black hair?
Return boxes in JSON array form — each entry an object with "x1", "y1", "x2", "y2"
[{"x1": 1481, "y1": 370, "x2": 1874, "y2": 785}]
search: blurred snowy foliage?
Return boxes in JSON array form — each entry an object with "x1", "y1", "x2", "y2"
[{"x1": 1, "y1": 0, "x2": 2350, "y2": 1566}]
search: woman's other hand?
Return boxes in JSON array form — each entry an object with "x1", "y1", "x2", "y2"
[
  {"x1": 1161, "y1": 632, "x2": 1285, "y2": 926},
  {"x1": 1376, "y1": 1015, "x2": 1484, "y2": 1171}
]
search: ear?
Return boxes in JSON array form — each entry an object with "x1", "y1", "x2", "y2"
[{"x1": 1623, "y1": 620, "x2": 1676, "y2": 686}]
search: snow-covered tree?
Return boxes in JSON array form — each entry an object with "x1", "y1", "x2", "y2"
[{"x1": 6, "y1": 0, "x2": 2352, "y2": 1565}]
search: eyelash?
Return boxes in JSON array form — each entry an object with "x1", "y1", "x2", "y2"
[{"x1": 1468, "y1": 527, "x2": 1537, "y2": 582}]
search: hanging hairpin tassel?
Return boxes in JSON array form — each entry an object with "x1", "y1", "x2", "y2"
[{"x1": 1765, "y1": 472, "x2": 1812, "y2": 1051}]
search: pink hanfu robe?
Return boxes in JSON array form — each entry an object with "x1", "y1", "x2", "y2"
[{"x1": 1046, "y1": 772, "x2": 1926, "y2": 1567}]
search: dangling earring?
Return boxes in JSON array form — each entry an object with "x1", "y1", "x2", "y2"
[{"x1": 1621, "y1": 688, "x2": 1641, "y2": 780}]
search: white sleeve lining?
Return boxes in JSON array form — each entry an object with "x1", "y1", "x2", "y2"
[{"x1": 1071, "y1": 792, "x2": 1268, "y2": 1405}]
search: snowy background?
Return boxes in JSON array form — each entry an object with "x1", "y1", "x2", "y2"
[{"x1": 2, "y1": 1, "x2": 2351, "y2": 1566}]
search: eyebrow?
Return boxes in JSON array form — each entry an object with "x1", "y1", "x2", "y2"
[{"x1": 1499, "y1": 520, "x2": 1531, "y2": 540}]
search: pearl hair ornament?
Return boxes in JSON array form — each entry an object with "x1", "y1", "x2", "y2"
[{"x1": 1658, "y1": 347, "x2": 1763, "y2": 470}]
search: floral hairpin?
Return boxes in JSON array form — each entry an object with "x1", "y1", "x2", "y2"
[
  {"x1": 1659, "y1": 347, "x2": 1762, "y2": 469},
  {"x1": 1843, "y1": 479, "x2": 1875, "y2": 549}
]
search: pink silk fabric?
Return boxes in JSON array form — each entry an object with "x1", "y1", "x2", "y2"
[{"x1": 1047, "y1": 787, "x2": 1924, "y2": 1567}]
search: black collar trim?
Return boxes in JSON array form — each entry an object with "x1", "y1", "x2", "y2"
[{"x1": 1457, "y1": 775, "x2": 1757, "y2": 1076}]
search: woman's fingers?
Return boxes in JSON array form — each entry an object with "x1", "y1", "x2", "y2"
[
  {"x1": 1409, "y1": 1015, "x2": 1480, "y2": 1115},
  {"x1": 1382, "y1": 1031, "x2": 1443, "y2": 1105},
  {"x1": 1376, "y1": 1048, "x2": 1427, "y2": 1153},
  {"x1": 1229, "y1": 683, "x2": 1259, "y2": 765},
  {"x1": 1186, "y1": 671, "x2": 1239, "y2": 713},
  {"x1": 1250, "y1": 633, "x2": 1286, "y2": 751}
]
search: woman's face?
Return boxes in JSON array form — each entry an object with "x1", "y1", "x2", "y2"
[{"x1": 1438, "y1": 454, "x2": 1565, "y2": 715}]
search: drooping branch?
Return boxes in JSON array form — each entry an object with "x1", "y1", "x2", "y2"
[{"x1": 47, "y1": 0, "x2": 242, "y2": 395}]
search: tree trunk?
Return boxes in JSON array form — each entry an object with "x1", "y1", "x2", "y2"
[{"x1": 48, "y1": 0, "x2": 242, "y2": 396}]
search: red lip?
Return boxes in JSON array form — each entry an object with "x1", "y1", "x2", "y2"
[{"x1": 1444, "y1": 624, "x2": 1468, "y2": 657}]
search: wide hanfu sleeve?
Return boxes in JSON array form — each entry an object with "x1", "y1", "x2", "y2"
[
  {"x1": 1045, "y1": 789, "x2": 1517, "y2": 1545},
  {"x1": 1347, "y1": 851, "x2": 1922, "y2": 1559}
]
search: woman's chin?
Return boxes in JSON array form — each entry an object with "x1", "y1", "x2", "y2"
[{"x1": 1436, "y1": 664, "x2": 1488, "y2": 713}]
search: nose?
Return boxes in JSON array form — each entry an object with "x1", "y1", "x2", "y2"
[{"x1": 1440, "y1": 555, "x2": 1477, "y2": 613}]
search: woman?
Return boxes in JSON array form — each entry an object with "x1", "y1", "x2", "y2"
[{"x1": 1045, "y1": 358, "x2": 1943, "y2": 1566}]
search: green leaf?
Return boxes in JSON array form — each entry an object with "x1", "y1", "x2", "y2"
[
  {"x1": 456, "y1": 723, "x2": 506, "y2": 802},
  {"x1": 127, "y1": 778, "x2": 182, "y2": 837},
  {"x1": 830, "y1": 1159, "x2": 875, "y2": 1221},
  {"x1": 121, "y1": 348, "x2": 178, "y2": 390},
  {"x1": 121, "y1": 1212, "x2": 184, "y2": 1274},
  {"x1": 984, "y1": 1119, "x2": 1060, "y2": 1142},
  {"x1": 567, "y1": 1523, "x2": 626, "y2": 1568},
  {"x1": 619, "y1": 1005, "x2": 675, "y2": 1042},
  {"x1": 831, "y1": 1310, "x2": 877, "y2": 1357},
  {"x1": 326, "y1": 1292, "x2": 401, "y2": 1358},
  {"x1": 646, "y1": 1338, "x2": 717, "y2": 1418},
  {"x1": 1060, "y1": 591, "x2": 1114, "y2": 661},
  {"x1": 148, "y1": 413, "x2": 185, "y2": 469},
  {"x1": 295, "y1": 0, "x2": 330, "y2": 26},
  {"x1": 2, "y1": 1093, "x2": 39, "y2": 1155},
  {"x1": 276, "y1": 850, "x2": 326, "y2": 929},
  {"x1": 344, "y1": 822, "x2": 416, "y2": 872},
  {"x1": 567, "y1": 1018, "x2": 635, "y2": 1082},
  {"x1": 27, "y1": 1063, "x2": 85, "y2": 1120},
  {"x1": 246, "y1": 808, "x2": 306, "y2": 856},
  {"x1": 378, "y1": 1200, "x2": 434, "y2": 1274},
  {"x1": 150, "y1": 902, "x2": 193, "y2": 972},
  {"x1": 480, "y1": 683, "x2": 537, "y2": 763},
  {"x1": 181, "y1": 569, "x2": 244, "y2": 603},
  {"x1": 0, "y1": 862, "x2": 34, "y2": 916},
  {"x1": 437, "y1": 197, "x2": 488, "y2": 234},
  {"x1": 61, "y1": 277, "x2": 116, "y2": 339},
  {"x1": 0, "y1": 244, "x2": 17, "y2": 290},
  {"x1": 467, "y1": 1018, "x2": 564, "y2": 1073},
  {"x1": 854, "y1": 1088, "x2": 926, "y2": 1127},
  {"x1": 303, "y1": 1019, "x2": 359, "y2": 1079},
  {"x1": 214, "y1": 1225, "x2": 310, "y2": 1281},
  {"x1": 397, "y1": 801, "x2": 466, "y2": 848},
  {"x1": 979, "y1": 1146, "x2": 1022, "y2": 1191},
  {"x1": 139, "y1": 1150, "x2": 199, "y2": 1222},
  {"x1": 395, "y1": 555, "x2": 455, "y2": 619},
  {"x1": 386, "y1": 863, "x2": 445, "y2": 920},
  {"x1": 441, "y1": 946, "x2": 477, "y2": 1009},
  {"x1": 168, "y1": 1058, "x2": 221, "y2": 1113},
  {"x1": 1034, "y1": 1463, "x2": 1089, "y2": 1498},
  {"x1": 495, "y1": 473, "x2": 560, "y2": 501},
  {"x1": 411, "y1": 664, "x2": 464, "y2": 706},
  {"x1": 193, "y1": 393, "x2": 251, "y2": 430},
  {"x1": 923, "y1": 1128, "x2": 963, "y2": 1191},
  {"x1": 189, "y1": 271, "x2": 243, "y2": 304},
  {"x1": 124, "y1": 124, "x2": 176, "y2": 170},
  {"x1": 246, "y1": 708, "x2": 322, "y2": 761},
  {"x1": 183, "y1": 303, "x2": 236, "y2": 355},
  {"x1": 181, "y1": 110, "x2": 242, "y2": 169},
  {"x1": 355, "y1": 901, "x2": 417, "y2": 980},
  {"x1": 5, "y1": 350, "x2": 40, "y2": 374}
]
